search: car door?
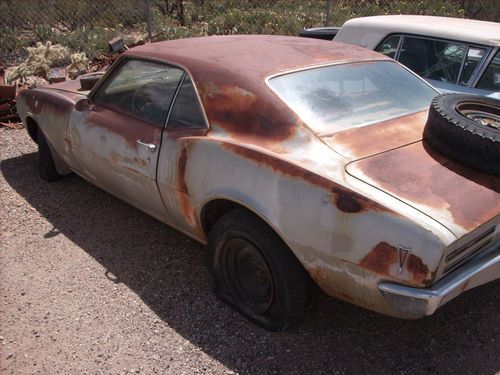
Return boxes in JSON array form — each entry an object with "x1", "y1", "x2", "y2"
[{"x1": 67, "y1": 58, "x2": 184, "y2": 222}]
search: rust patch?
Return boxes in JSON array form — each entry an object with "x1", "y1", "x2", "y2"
[
  {"x1": 406, "y1": 254, "x2": 431, "y2": 284},
  {"x1": 177, "y1": 143, "x2": 196, "y2": 226},
  {"x1": 199, "y1": 82, "x2": 298, "y2": 142},
  {"x1": 359, "y1": 242, "x2": 397, "y2": 275},
  {"x1": 178, "y1": 144, "x2": 189, "y2": 195},
  {"x1": 223, "y1": 143, "x2": 393, "y2": 214},
  {"x1": 323, "y1": 110, "x2": 428, "y2": 160},
  {"x1": 110, "y1": 151, "x2": 119, "y2": 162},
  {"x1": 124, "y1": 156, "x2": 147, "y2": 168},
  {"x1": 359, "y1": 242, "x2": 432, "y2": 285},
  {"x1": 109, "y1": 151, "x2": 147, "y2": 168},
  {"x1": 335, "y1": 192, "x2": 363, "y2": 213},
  {"x1": 352, "y1": 141, "x2": 500, "y2": 234}
]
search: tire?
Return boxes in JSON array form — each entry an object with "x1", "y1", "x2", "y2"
[
  {"x1": 207, "y1": 209, "x2": 307, "y2": 331},
  {"x1": 37, "y1": 130, "x2": 61, "y2": 182},
  {"x1": 423, "y1": 93, "x2": 500, "y2": 176}
]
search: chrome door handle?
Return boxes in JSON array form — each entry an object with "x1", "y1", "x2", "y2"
[{"x1": 137, "y1": 139, "x2": 157, "y2": 153}]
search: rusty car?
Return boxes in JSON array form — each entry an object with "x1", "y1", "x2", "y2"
[{"x1": 16, "y1": 35, "x2": 500, "y2": 331}]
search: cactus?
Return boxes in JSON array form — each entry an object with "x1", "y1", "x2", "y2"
[
  {"x1": 6, "y1": 41, "x2": 70, "y2": 84},
  {"x1": 67, "y1": 52, "x2": 89, "y2": 76}
]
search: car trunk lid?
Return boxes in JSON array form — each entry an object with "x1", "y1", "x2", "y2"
[{"x1": 322, "y1": 111, "x2": 500, "y2": 238}]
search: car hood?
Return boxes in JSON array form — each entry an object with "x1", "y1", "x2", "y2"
[{"x1": 322, "y1": 111, "x2": 500, "y2": 238}]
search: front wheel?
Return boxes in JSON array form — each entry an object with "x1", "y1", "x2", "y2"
[
  {"x1": 207, "y1": 209, "x2": 307, "y2": 331},
  {"x1": 37, "y1": 130, "x2": 61, "y2": 182}
]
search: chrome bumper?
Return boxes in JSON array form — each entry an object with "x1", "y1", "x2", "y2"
[{"x1": 378, "y1": 244, "x2": 499, "y2": 319}]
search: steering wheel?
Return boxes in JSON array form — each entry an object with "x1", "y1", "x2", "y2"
[{"x1": 131, "y1": 82, "x2": 160, "y2": 119}]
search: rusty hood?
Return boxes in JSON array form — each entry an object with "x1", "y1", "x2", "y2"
[{"x1": 323, "y1": 111, "x2": 500, "y2": 238}]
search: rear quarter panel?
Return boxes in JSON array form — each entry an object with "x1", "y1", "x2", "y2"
[{"x1": 157, "y1": 132, "x2": 451, "y2": 316}]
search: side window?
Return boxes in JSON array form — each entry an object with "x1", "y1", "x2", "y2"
[
  {"x1": 477, "y1": 50, "x2": 500, "y2": 91},
  {"x1": 458, "y1": 47, "x2": 486, "y2": 86},
  {"x1": 398, "y1": 36, "x2": 466, "y2": 83},
  {"x1": 375, "y1": 35, "x2": 401, "y2": 59},
  {"x1": 167, "y1": 75, "x2": 206, "y2": 129},
  {"x1": 93, "y1": 59, "x2": 184, "y2": 126}
]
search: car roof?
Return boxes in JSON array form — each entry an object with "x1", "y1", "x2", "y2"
[
  {"x1": 123, "y1": 35, "x2": 393, "y2": 144},
  {"x1": 125, "y1": 35, "x2": 388, "y2": 80},
  {"x1": 336, "y1": 15, "x2": 500, "y2": 48}
]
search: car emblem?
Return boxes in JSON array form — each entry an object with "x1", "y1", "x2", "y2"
[{"x1": 397, "y1": 245, "x2": 412, "y2": 273}]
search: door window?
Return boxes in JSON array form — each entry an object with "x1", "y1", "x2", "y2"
[
  {"x1": 93, "y1": 59, "x2": 184, "y2": 126},
  {"x1": 167, "y1": 75, "x2": 207, "y2": 129},
  {"x1": 375, "y1": 35, "x2": 401, "y2": 59},
  {"x1": 477, "y1": 50, "x2": 500, "y2": 91},
  {"x1": 458, "y1": 47, "x2": 486, "y2": 85},
  {"x1": 398, "y1": 36, "x2": 466, "y2": 84}
]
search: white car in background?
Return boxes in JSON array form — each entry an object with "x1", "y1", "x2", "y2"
[{"x1": 334, "y1": 15, "x2": 500, "y2": 99}]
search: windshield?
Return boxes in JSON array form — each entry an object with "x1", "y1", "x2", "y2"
[{"x1": 268, "y1": 61, "x2": 438, "y2": 134}]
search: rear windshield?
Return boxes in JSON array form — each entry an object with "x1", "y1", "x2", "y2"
[{"x1": 268, "y1": 61, "x2": 438, "y2": 134}]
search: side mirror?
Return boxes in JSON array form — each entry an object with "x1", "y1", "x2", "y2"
[
  {"x1": 74, "y1": 97, "x2": 93, "y2": 112},
  {"x1": 80, "y1": 72, "x2": 105, "y2": 91}
]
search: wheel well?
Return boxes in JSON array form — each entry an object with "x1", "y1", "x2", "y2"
[
  {"x1": 26, "y1": 117, "x2": 38, "y2": 143},
  {"x1": 201, "y1": 199, "x2": 257, "y2": 236},
  {"x1": 201, "y1": 198, "x2": 315, "y2": 290},
  {"x1": 201, "y1": 199, "x2": 316, "y2": 298}
]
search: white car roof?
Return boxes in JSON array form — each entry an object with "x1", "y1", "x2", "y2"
[{"x1": 335, "y1": 15, "x2": 500, "y2": 49}]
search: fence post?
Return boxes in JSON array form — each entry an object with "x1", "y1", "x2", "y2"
[
  {"x1": 146, "y1": 0, "x2": 152, "y2": 41},
  {"x1": 325, "y1": 0, "x2": 331, "y2": 26}
]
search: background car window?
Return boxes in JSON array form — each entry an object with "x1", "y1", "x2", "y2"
[
  {"x1": 458, "y1": 47, "x2": 486, "y2": 86},
  {"x1": 398, "y1": 36, "x2": 466, "y2": 84},
  {"x1": 477, "y1": 50, "x2": 500, "y2": 91},
  {"x1": 375, "y1": 35, "x2": 401, "y2": 59},
  {"x1": 167, "y1": 75, "x2": 206, "y2": 129},
  {"x1": 93, "y1": 59, "x2": 184, "y2": 126},
  {"x1": 268, "y1": 61, "x2": 437, "y2": 134}
]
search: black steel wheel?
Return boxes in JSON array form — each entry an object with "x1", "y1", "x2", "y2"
[
  {"x1": 220, "y1": 238, "x2": 274, "y2": 314},
  {"x1": 207, "y1": 209, "x2": 307, "y2": 331}
]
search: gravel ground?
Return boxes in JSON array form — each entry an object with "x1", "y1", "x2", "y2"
[{"x1": 1, "y1": 127, "x2": 499, "y2": 374}]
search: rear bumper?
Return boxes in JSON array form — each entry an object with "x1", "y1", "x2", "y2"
[{"x1": 378, "y1": 243, "x2": 499, "y2": 319}]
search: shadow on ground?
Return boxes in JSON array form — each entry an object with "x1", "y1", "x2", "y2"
[{"x1": 2, "y1": 152, "x2": 499, "y2": 374}]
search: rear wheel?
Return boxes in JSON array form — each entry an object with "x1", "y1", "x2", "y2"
[
  {"x1": 207, "y1": 209, "x2": 307, "y2": 331},
  {"x1": 37, "y1": 130, "x2": 61, "y2": 182}
]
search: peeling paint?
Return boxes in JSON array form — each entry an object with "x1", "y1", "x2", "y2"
[
  {"x1": 223, "y1": 142, "x2": 394, "y2": 215},
  {"x1": 359, "y1": 242, "x2": 432, "y2": 285},
  {"x1": 347, "y1": 141, "x2": 500, "y2": 237}
]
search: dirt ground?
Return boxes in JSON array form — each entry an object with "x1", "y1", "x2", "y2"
[{"x1": 1, "y1": 127, "x2": 499, "y2": 374}]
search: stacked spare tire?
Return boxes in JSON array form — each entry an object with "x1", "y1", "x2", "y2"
[{"x1": 424, "y1": 94, "x2": 500, "y2": 176}]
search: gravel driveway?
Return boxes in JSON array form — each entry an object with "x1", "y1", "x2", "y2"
[{"x1": 1, "y1": 127, "x2": 499, "y2": 374}]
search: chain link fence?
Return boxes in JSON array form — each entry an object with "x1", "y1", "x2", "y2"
[{"x1": 1, "y1": 0, "x2": 499, "y2": 66}]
